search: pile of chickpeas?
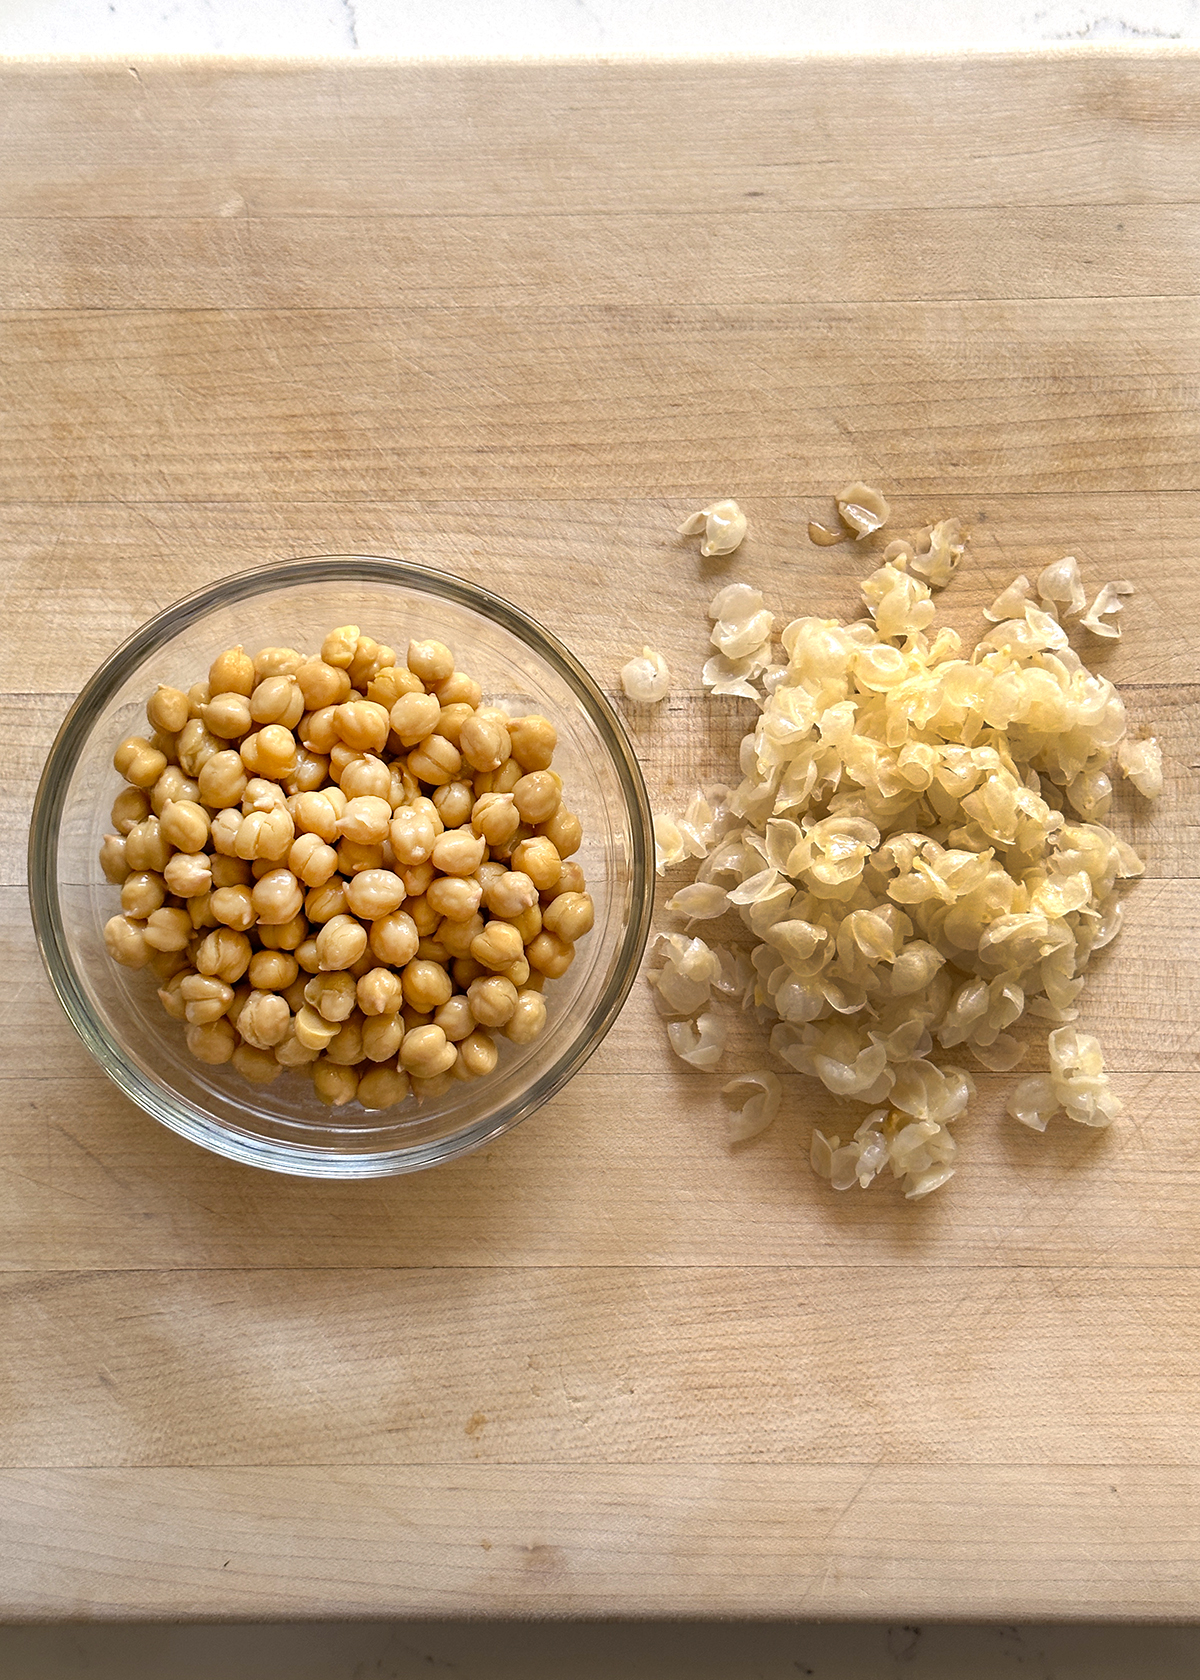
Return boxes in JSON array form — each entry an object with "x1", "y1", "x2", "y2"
[{"x1": 99, "y1": 627, "x2": 594, "y2": 1110}]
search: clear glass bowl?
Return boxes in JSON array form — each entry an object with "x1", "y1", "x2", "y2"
[{"x1": 29, "y1": 556, "x2": 654, "y2": 1178}]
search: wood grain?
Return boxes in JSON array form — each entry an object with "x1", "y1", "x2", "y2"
[{"x1": 2, "y1": 54, "x2": 1199, "y2": 1621}]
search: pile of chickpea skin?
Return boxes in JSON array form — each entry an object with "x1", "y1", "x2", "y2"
[{"x1": 99, "y1": 626, "x2": 594, "y2": 1110}]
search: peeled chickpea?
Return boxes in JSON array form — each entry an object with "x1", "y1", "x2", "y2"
[
  {"x1": 401, "y1": 958, "x2": 453, "y2": 1013},
  {"x1": 526, "y1": 929, "x2": 574, "y2": 979},
  {"x1": 504, "y1": 989, "x2": 548, "y2": 1044},
  {"x1": 338, "y1": 795, "x2": 392, "y2": 845},
  {"x1": 113, "y1": 735, "x2": 167, "y2": 789},
  {"x1": 434, "y1": 995, "x2": 476, "y2": 1043},
  {"x1": 291, "y1": 789, "x2": 341, "y2": 842},
  {"x1": 432, "y1": 779, "x2": 474, "y2": 828},
  {"x1": 409, "y1": 735, "x2": 461, "y2": 787},
  {"x1": 357, "y1": 1064, "x2": 411, "y2": 1110},
  {"x1": 356, "y1": 966, "x2": 404, "y2": 1017},
  {"x1": 250, "y1": 675, "x2": 304, "y2": 728},
  {"x1": 345, "y1": 868, "x2": 407, "y2": 920},
  {"x1": 202, "y1": 692, "x2": 253, "y2": 740},
  {"x1": 426, "y1": 874, "x2": 482, "y2": 923},
  {"x1": 147, "y1": 684, "x2": 190, "y2": 735},
  {"x1": 289, "y1": 832, "x2": 339, "y2": 887},
  {"x1": 325, "y1": 1017, "x2": 365, "y2": 1066},
  {"x1": 470, "y1": 920, "x2": 524, "y2": 973},
  {"x1": 513, "y1": 771, "x2": 562, "y2": 826},
  {"x1": 186, "y1": 1017, "x2": 237, "y2": 1064},
  {"x1": 104, "y1": 914, "x2": 152, "y2": 969},
  {"x1": 249, "y1": 868, "x2": 304, "y2": 926},
  {"x1": 313, "y1": 1058, "x2": 359, "y2": 1105},
  {"x1": 237, "y1": 990, "x2": 291, "y2": 1050},
  {"x1": 368, "y1": 910, "x2": 420, "y2": 968},
  {"x1": 121, "y1": 870, "x2": 166, "y2": 919},
  {"x1": 125, "y1": 816, "x2": 171, "y2": 873},
  {"x1": 254, "y1": 646, "x2": 303, "y2": 681},
  {"x1": 232, "y1": 1043, "x2": 282, "y2": 1085},
  {"x1": 430, "y1": 828, "x2": 485, "y2": 877},
  {"x1": 457, "y1": 1029, "x2": 499, "y2": 1079},
  {"x1": 195, "y1": 928, "x2": 252, "y2": 983},
  {"x1": 143, "y1": 907, "x2": 192, "y2": 952},
  {"x1": 399, "y1": 1023, "x2": 456, "y2": 1078},
  {"x1": 334, "y1": 700, "x2": 390, "y2": 754},
  {"x1": 295, "y1": 1003, "x2": 339, "y2": 1050},
  {"x1": 111, "y1": 786, "x2": 151, "y2": 834},
  {"x1": 339, "y1": 754, "x2": 391, "y2": 801},
  {"x1": 389, "y1": 807, "x2": 437, "y2": 865},
  {"x1": 508, "y1": 714, "x2": 557, "y2": 771},
  {"x1": 164, "y1": 852, "x2": 213, "y2": 899},
  {"x1": 437, "y1": 911, "x2": 485, "y2": 959},
  {"x1": 198, "y1": 749, "x2": 248, "y2": 810},
  {"x1": 209, "y1": 645, "x2": 255, "y2": 697},
  {"x1": 315, "y1": 913, "x2": 368, "y2": 972},
  {"x1": 100, "y1": 833, "x2": 131, "y2": 885},
  {"x1": 466, "y1": 974, "x2": 518, "y2": 1029},
  {"x1": 297, "y1": 657, "x2": 351, "y2": 710},
  {"x1": 512, "y1": 836, "x2": 562, "y2": 892},
  {"x1": 305, "y1": 879, "x2": 349, "y2": 924}
]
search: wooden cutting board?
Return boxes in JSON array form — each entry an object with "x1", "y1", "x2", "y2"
[{"x1": 2, "y1": 54, "x2": 1199, "y2": 1620}]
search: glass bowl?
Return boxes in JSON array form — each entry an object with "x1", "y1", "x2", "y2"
[{"x1": 29, "y1": 555, "x2": 654, "y2": 1178}]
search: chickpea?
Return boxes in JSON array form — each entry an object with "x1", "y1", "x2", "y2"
[
  {"x1": 431, "y1": 828, "x2": 486, "y2": 878},
  {"x1": 482, "y1": 868, "x2": 537, "y2": 919},
  {"x1": 508, "y1": 714, "x2": 557, "y2": 771},
  {"x1": 112, "y1": 735, "x2": 167, "y2": 790},
  {"x1": 399, "y1": 1023, "x2": 456, "y2": 1078},
  {"x1": 457, "y1": 1029, "x2": 499, "y2": 1079},
  {"x1": 157, "y1": 798, "x2": 208, "y2": 853},
  {"x1": 337, "y1": 839, "x2": 386, "y2": 878},
  {"x1": 470, "y1": 919, "x2": 524, "y2": 972},
  {"x1": 325, "y1": 1016, "x2": 365, "y2": 1066},
  {"x1": 357, "y1": 1064, "x2": 411, "y2": 1110},
  {"x1": 317, "y1": 624, "x2": 358, "y2": 669},
  {"x1": 338, "y1": 795, "x2": 392, "y2": 845},
  {"x1": 304, "y1": 969, "x2": 359, "y2": 1023},
  {"x1": 512, "y1": 836, "x2": 562, "y2": 892},
  {"x1": 253, "y1": 646, "x2": 303, "y2": 681},
  {"x1": 188, "y1": 891, "x2": 219, "y2": 931},
  {"x1": 466, "y1": 974, "x2": 518, "y2": 1029},
  {"x1": 453, "y1": 956, "x2": 485, "y2": 989},
  {"x1": 430, "y1": 705, "x2": 472, "y2": 754},
  {"x1": 470, "y1": 792, "x2": 518, "y2": 847},
  {"x1": 104, "y1": 914, "x2": 152, "y2": 969},
  {"x1": 526, "y1": 929, "x2": 574, "y2": 979},
  {"x1": 121, "y1": 869, "x2": 165, "y2": 920},
  {"x1": 250, "y1": 675, "x2": 304, "y2": 728},
  {"x1": 289, "y1": 832, "x2": 339, "y2": 888},
  {"x1": 434, "y1": 670, "x2": 483, "y2": 708},
  {"x1": 399, "y1": 861, "x2": 435, "y2": 901},
  {"x1": 180, "y1": 973, "x2": 234, "y2": 1024},
  {"x1": 338, "y1": 754, "x2": 391, "y2": 802},
  {"x1": 209, "y1": 807, "x2": 243, "y2": 856},
  {"x1": 409, "y1": 735, "x2": 461, "y2": 787},
  {"x1": 248, "y1": 950, "x2": 299, "y2": 992},
  {"x1": 299, "y1": 705, "x2": 340, "y2": 756},
  {"x1": 176, "y1": 718, "x2": 222, "y2": 778},
  {"x1": 249, "y1": 868, "x2": 303, "y2": 927},
  {"x1": 488, "y1": 822, "x2": 531, "y2": 864},
  {"x1": 389, "y1": 807, "x2": 437, "y2": 865},
  {"x1": 512, "y1": 771, "x2": 562, "y2": 826},
  {"x1": 125, "y1": 816, "x2": 171, "y2": 873},
  {"x1": 417, "y1": 937, "x2": 451, "y2": 966},
  {"x1": 198, "y1": 749, "x2": 248, "y2": 810},
  {"x1": 344, "y1": 868, "x2": 407, "y2": 920},
  {"x1": 540, "y1": 806, "x2": 583, "y2": 858},
  {"x1": 367, "y1": 664, "x2": 423, "y2": 708},
  {"x1": 242, "y1": 777, "x2": 287, "y2": 814},
  {"x1": 542, "y1": 890, "x2": 594, "y2": 943},
  {"x1": 163, "y1": 851, "x2": 213, "y2": 899},
  {"x1": 401, "y1": 958, "x2": 453, "y2": 1013},
  {"x1": 434, "y1": 995, "x2": 476, "y2": 1043},
  {"x1": 311, "y1": 913, "x2": 366, "y2": 972},
  {"x1": 147, "y1": 684, "x2": 190, "y2": 735},
  {"x1": 187, "y1": 680, "x2": 211, "y2": 718},
  {"x1": 209, "y1": 645, "x2": 255, "y2": 697},
  {"x1": 111, "y1": 786, "x2": 151, "y2": 834},
  {"x1": 349, "y1": 636, "x2": 394, "y2": 691},
  {"x1": 202, "y1": 691, "x2": 253, "y2": 740},
  {"x1": 403, "y1": 638, "x2": 451, "y2": 685},
  {"x1": 412, "y1": 1068, "x2": 456, "y2": 1102},
  {"x1": 504, "y1": 989, "x2": 548, "y2": 1044},
  {"x1": 506, "y1": 955, "x2": 531, "y2": 988},
  {"x1": 458, "y1": 713, "x2": 509, "y2": 774},
  {"x1": 210, "y1": 854, "x2": 252, "y2": 890},
  {"x1": 541, "y1": 858, "x2": 586, "y2": 902},
  {"x1": 368, "y1": 909, "x2": 420, "y2": 968},
  {"x1": 274, "y1": 1023, "x2": 320, "y2": 1068},
  {"x1": 291, "y1": 789, "x2": 341, "y2": 842},
  {"x1": 432, "y1": 779, "x2": 474, "y2": 829},
  {"x1": 253, "y1": 724, "x2": 296, "y2": 778},
  {"x1": 99, "y1": 832, "x2": 131, "y2": 885},
  {"x1": 401, "y1": 1003, "x2": 433, "y2": 1031},
  {"x1": 332, "y1": 700, "x2": 388, "y2": 754},
  {"x1": 295, "y1": 937, "x2": 322, "y2": 975},
  {"x1": 157, "y1": 969, "x2": 191, "y2": 1021},
  {"x1": 237, "y1": 990, "x2": 291, "y2": 1050},
  {"x1": 195, "y1": 928, "x2": 252, "y2": 983},
  {"x1": 495, "y1": 758, "x2": 526, "y2": 797},
  {"x1": 257, "y1": 914, "x2": 308, "y2": 952},
  {"x1": 426, "y1": 875, "x2": 482, "y2": 924},
  {"x1": 506, "y1": 906, "x2": 542, "y2": 948},
  {"x1": 305, "y1": 878, "x2": 349, "y2": 924},
  {"x1": 296, "y1": 656, "x2": 351, "y2": 711},
  {"x1": 235, "y1": 806, "x2": 294, "y2": 862},
  {"x1": 295, "y1": 1003, "x2": 339, "y2": 1050},
  {"x1": 285, "y1": 748, "x2": 330, "y2": 795},
  {"x1": 232, "y1": 1042, "x2": 282, "y2": 1085},
  {"x1": 361, "y1": 1012, "x2": 404, "y2": 1062},
  {"x1": 143, "y1": 906, "x2": 192, "y2": 952},
  {"x1": 355, "y1": 966, "x2": 404, "y2": 1017},
  {"x1": 186, "y1": 1017, "x2": 237, "y2": 1064},
  {"x1": 391, "y1": 765, "x2": 420, "y2": 809},
  {"x1": 389, "y1": 691, "x2": 442, "y2": 747},
  {"x1": 152, "y1": 771, "x2": 200, "y2": 821},
  {"x1": 313, "y1": 1058, "x2": 359, "y2": 1105},
  {"x1": 404, "y1": 893, "x2": 441, "y2": 937}
]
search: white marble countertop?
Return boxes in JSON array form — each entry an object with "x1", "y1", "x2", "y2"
[{"x1": 2, "y1": 0, "x2": 1198, "y2": 56}]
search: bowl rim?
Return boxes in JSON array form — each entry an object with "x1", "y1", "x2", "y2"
[{"x1": 28, "y1": 553, "x2": 655, "y2": 1177}]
